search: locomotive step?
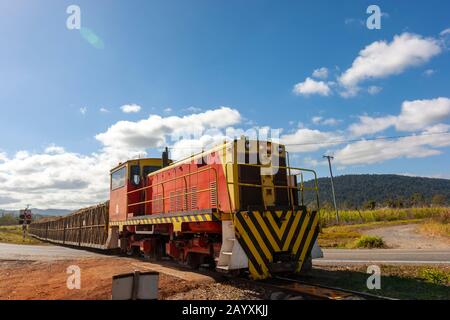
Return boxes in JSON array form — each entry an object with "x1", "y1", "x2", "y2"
[{"x1": 216, "y1": 265, "x2": 230, "y2": 271}]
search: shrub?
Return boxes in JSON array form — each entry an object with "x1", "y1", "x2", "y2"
[
  {"x1": 419, "y1": 268, "x2": 450, "y2": 285},
  {"x1": 353, "y1": 235, "x2": 385, "y2": 248}
]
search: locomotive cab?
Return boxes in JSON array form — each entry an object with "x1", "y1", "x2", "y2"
[{"x1": 109, "y1": 158, "x2": 169, "y2": 223}]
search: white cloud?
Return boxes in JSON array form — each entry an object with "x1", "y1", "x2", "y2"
[
  {"x1": 396, "y1": 97, "x2": 450, "y2": 131},
  {"x1": 339, "y1": 33, "x2": 442, "y2": 95},
  {"x1": 312, "y1": 67, "x2": 329, "y2": 79},
  {"x1": 164, "y1": 107, "x2": 173, "y2": 113},
  {"x1": 335, "y1": 124, "x2": 450, "y2": 165},
  {"x1": 2, "y1": 100, "x2": 449, "y2": 209},
  {"x1": 311, "y1": 116, "x2": 323, "y2": 124},
  {"x1": 281, "y1": 128, "x2": 341, "y2": 152},
  {"x1": 368, "y1": 86, "x2": 382, "y2": 95},
  {"x1": 293, "y1": 77, "x2": 331, "y2": 96},
  {"x1": 0, "y1": 107, "x2": 244, "y2": 209},
  {"x1": 79, "y1": 107, "x2": 87, "y2": 115},
  {"x1": 185, "y1": 106, "x2": 202, "y2": 113},
  {"x1": 349, "y1": 97, "x2": 450, "y2": 136},
  {"x1": 120, "y1": 104, "x2": 141, "y2": 113},
  {"x1": 440, "y1": 28, "x2": 450, "y2": 37},
  {"x1": 349, "y1": 115, "x2": 397, "y2": 136},
  {"x1": 312, "y1": 116, "x2": 341, "y2": 126},
  {"x1": 0, "y1": 149, "x2": 112, "y2": 209},
  {"x1": 95, "y1": 107, "x2": 241, "y2": 151},
  {"x1": 100, "y1": 107, "x2": 109, "y2": 113},
  {"x1": 423, "y1": 69, "x2": 435, "y2": 76},
  {"x1": 45, "y1": 145, "x2": 65, "y2": 154}
]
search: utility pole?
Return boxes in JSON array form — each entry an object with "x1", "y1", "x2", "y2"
[{"x1": 323, "y1": 155, "x2": 339, "y2": 224}]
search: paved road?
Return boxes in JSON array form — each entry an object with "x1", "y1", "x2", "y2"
[
  {"x1": 314, "y1": 249, "x2": 450, "y2": 266},
  {"x1": 0, "y1": 243, "x2": 102, "y2": 261},
  {"x1": 1, "y1": 243, "x2": 449, "y2": 266}
]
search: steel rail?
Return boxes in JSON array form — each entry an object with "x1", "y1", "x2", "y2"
[{"x1": 271, "y1": 275, "x2": 396, "y2": 300}]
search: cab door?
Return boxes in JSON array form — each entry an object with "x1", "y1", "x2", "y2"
[{"x1": 109, "y1": 165, "x2": 128, "y2": 222}]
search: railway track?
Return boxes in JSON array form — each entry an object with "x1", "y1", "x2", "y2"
[
  {"x1": 106, "y1": 252, "x2": 398, "y2": 300},
  {"x1": 229, "y1": 274, "x2": 395, "y2": 300},
  {"x1": 270, "y1": 276, "x2": 396, "y2": 300}
]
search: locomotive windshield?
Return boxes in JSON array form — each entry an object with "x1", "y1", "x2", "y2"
[{"x1": 111, "y1": 167, "x2": 126, "y2": 190}]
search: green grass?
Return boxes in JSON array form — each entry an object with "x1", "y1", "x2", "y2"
[
  {"x1": 317, "y1": 207, "x2": 450, "y2": 248},
  {"x1": 319, "y1": 207, "x2": 449, "y2": 227},
  {"x1": 418, "y1": 268, "x2": 450, "y2": 285},
  {"x1": 305, "y1": 265, "x2": 450, "y2": 300},
  {"x1": 318, "y1": 219, "x2": 422, "y2": 248},
  {"x1": 353, "y1": 235, "x2": 386, "y2": 248},
  {"x1": 0, "y1": 225, "x2": 43, "y2": 245}
]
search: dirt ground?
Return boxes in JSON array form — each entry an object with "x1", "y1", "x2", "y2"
[
  {"x1": 363, "y1": 224, "x2": 450, "y2": 249},
  {"x1": 1, "y1": 255, "x2": 448, "y2": 300},
  {"x1": 0, "y1": 257, "x2": 267, "y2": 300}
]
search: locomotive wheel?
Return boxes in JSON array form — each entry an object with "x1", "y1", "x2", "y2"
[
  {"x1": 126, "y1": 245, "x2": 139, "y2": 256},
  {"x1": 300, "y1": 255, "x2": 313, "y2": 272},
  {"x1": 186, "y1": 253, "x2": 201, "y2": 269}
]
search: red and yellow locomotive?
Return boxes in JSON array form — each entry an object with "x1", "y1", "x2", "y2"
[{"x1": 30, "y1": 138, "x2": 321, "y2": 279}]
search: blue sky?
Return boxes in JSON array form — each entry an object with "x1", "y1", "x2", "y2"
[{"x1": 0, "y1": 0, "x2": 449, "y2": 208}]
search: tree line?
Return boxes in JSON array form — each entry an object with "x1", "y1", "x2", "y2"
[{"x1": 303, "y1": 174, "x2": 450, "y2": 210}]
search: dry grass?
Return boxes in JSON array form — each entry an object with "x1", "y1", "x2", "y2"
[
  {"x1": 353, "y1": 235, "x2": 386, "y2": 248},
  {"x1": 317, "y1": 207, "x2": 450, "y2": 248},
  {"x1": 418, "y1": 210, "x2": 450, "y2": 239},
  {"x1": 0, "y1": 225, "x2": 43, "y2": 245},
  {"x1": 318, "y1": 219, "x2": 421, "y2": 248},
  {"x1": 307, "y1": 265, "x2": 450, "y2": 299},
  {"x1": 320, "y1": 207, "x2": 449, "y2": 227}
]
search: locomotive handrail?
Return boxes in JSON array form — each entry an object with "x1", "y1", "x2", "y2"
[
  {"x1": 224, "y1": 162, "x2": 320, "y2": 212},
  {"x1": 127, "y1": 166, "x2": 219, "y2": 214}
]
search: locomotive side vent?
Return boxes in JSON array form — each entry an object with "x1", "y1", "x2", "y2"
[
  {"x1": 210, "y1": 181, "x2": 217, "y2": 208},
  {"x1": 170, "y1": 191, "x2": 175, "y2": 212},
  {"x1": 176, "y1": 190, "x2": 181, "y2": 211},
  {"x1": 191, "y1": 186, "x2": 197, "y2": 210}
]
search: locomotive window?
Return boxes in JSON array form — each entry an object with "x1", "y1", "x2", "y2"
[
  {"x1": 111, "y1": 167, "x2": 126, "y2": 190},
  {"x1": 130, "y1": 165, "x2": 140, "y2": 177},
  {"x1": 143, "y1": 165, "x2": 160, "y2": 176}
]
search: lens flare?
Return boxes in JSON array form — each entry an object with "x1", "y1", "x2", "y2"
[{"x1": 80, "y1": 27, "x2": 104, "y2": 49}]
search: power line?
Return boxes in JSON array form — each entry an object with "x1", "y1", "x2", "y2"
[
  {"x1": 284, "y1": 130, "x2": 450, "y2": 147},
  {"x1": 163, "y1": 130, "x2": 450, "y2": 150}
]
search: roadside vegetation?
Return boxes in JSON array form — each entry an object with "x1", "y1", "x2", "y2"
[
  {"x1": 317, "y1": 207, "x2": 449, "y2": 248},
  {"x1": 418, "y1": 210, "x2": 450, "y2": 238},
  {"x1": 0, "y1": 225, "x2": 43, "y2": 245},
  {"x1": 318, "y1": 219, "x2": 423, "y2": 248},
  {"x1": 319, "y1": 207, "x2": 448, "y2": 227},
  {"x1": 0, "y1": 213, "x2": 18, "y2": 226},
  {"x1": 353, "y1": 235, "x2": 386, "y2": 249},
  {"x1": 306, "y1": 265, "x2": 449, "y2": 300}
]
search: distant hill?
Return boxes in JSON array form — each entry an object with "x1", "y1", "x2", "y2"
[
  {"x1": 0, "y1": 208, "x2": 71, "y2": 216},
  {"x1": 29, "y1": 208, "x2": 72, "y2": 216},
  {"x1": 0, "y1": 208, "x2": 72, "y2": 226},
  {"x1": 303, "y1": 174, "x2": 450, "y2": 209}
]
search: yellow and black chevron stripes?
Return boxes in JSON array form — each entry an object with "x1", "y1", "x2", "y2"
[
  {"x1": 109, "y1": 211, "x2": 219, "y2": 226},
  {"x1": 234, "y1": 208, "x2": 320, "y2": 280}
]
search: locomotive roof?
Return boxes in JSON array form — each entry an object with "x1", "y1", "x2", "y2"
[{"x1": 110, "y1": 157, "x2": 165, "y2": 173}]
